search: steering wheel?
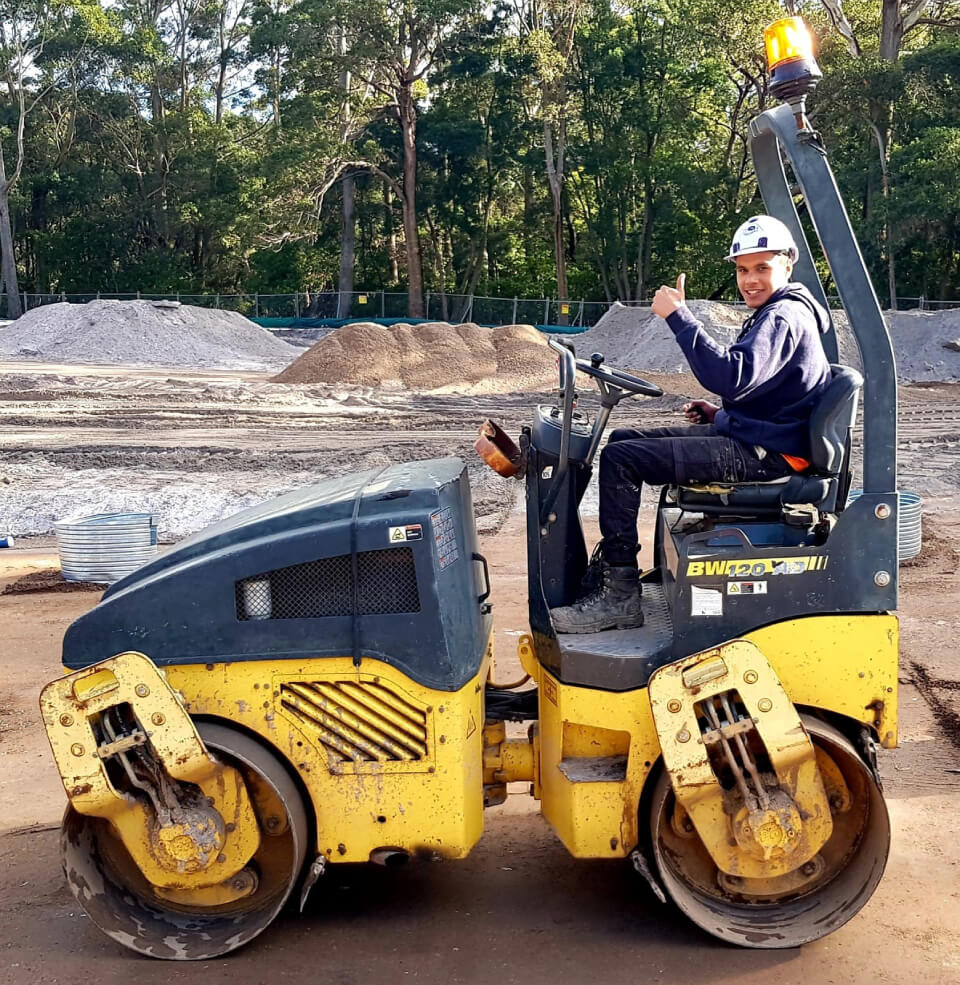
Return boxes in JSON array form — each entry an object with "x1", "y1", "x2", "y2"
[{"x1": 574, "y1": 351, "x2": 664, "y2": 398}]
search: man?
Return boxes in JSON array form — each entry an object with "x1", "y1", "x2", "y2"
[{"x1": 550, "y1": 215, "x2": 832, "y2": 634}]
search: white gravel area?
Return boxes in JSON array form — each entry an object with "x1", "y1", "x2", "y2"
[{"x1": 0, "y1": 300, "x2": 299, "y2": 372}]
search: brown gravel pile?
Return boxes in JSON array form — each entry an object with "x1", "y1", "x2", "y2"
[
  {"x1": 1, "y1": 569, "x2": 106, "y2": 595},
  {"x1": 272, "y1": 321, "x2": 557, "y2": 392}
]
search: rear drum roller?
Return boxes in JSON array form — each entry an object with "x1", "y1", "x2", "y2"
[
  {"x1": 62, "y1": 722, "x2": 309, "y2": 960},
  {"x1": 649, "y1": 716, "x2": 890, "y2": 948}
]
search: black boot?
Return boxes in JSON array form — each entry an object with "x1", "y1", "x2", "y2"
[{"x1": 550, "y1": 563, "x2": 643, "y2": 634}]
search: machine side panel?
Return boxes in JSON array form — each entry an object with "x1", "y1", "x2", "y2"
[
  {"x1": 62, "y1": 459, "x2": 490, "y2": 693},
  {"x1": 549, "y1": 491, "x2": 896, "y2": 692},
  {"x1": 536, "y1": 612, "x2": 897, "y2": 859},
  {"x1": 164, "y1": 655, "x2": 489, "y2": 862}
]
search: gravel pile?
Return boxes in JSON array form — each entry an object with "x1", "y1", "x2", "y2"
[
  {"x1": 580, "y1": 300, "x2": 960, "y2": 383},
  {"x1": 571, "y1": 301, "x2": 745, "y2": 372},
  {"x1": 273, "y1": 321, "x2": 557, "y2": 392},
  {"x1": 0, "y1": 300, "x2": 299, "y2": 372},
  {"x1": 885, "y1": 309, "x2": 960, "y2": 382}
]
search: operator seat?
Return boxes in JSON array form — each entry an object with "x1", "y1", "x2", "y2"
[{"x1": 674, "y1": 364, "x2": 863, "y2": 516}]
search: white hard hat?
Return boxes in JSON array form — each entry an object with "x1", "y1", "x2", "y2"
[{"x1": 727, "y1": 215, "x2": 798, "y2": 262}]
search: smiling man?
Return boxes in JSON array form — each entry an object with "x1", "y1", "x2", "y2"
[{"x1": 550, "y1": 215, "x2": 832, "y2": 635}]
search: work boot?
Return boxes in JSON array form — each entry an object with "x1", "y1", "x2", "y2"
[{"x1": 550, "y1": 564, "x2": 643, "y2": 634}]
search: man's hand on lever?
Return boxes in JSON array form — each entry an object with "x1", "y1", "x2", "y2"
[{"x1": 683, "y1": 399, "x2": 719, "y2": 424}]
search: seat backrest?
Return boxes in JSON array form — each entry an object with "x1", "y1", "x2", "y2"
[{"x1": 809, "y1": 364, "x2": 864, "y2": 475}]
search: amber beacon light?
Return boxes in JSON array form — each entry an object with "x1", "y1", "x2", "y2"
[{"x1": 764, "y1": 17, "x2": 822, "y2": 103}]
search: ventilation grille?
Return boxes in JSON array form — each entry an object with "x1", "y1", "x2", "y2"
[
  {"x1": 235, "y1": 547, "x2": 420, "y2": 621},
  {"x1": 280, "y1": 680, "x2": 429, "y2": 762}
]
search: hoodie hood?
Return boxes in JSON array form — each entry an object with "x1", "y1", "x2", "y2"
[{"x1": 748, "y1": 281, "x2": 831, "y2": 335}]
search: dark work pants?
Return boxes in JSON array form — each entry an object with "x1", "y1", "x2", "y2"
[{"x1": 599, "y1": 424, "x2": 793, "y2": 565}]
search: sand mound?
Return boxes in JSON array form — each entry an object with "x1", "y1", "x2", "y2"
[
  {"x1": 273, "y1": 321, "x2": 557, "y2": 392},
  {"x1": 577, "y1": 300, "x2": 960, "y2": 383},
  {"x1": 570, "y1": 301, "x2": 746, "y2": 372},
  {"x1": 0, "y1": 300, "x2": 298, "y2": 371}
]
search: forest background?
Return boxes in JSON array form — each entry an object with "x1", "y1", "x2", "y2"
[{"x1": 1, "y1": 0, "x2": 959, "y2": 320}]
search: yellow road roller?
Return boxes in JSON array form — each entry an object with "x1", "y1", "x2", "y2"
[{"x1": 39, "y1": 19, "x2": 898, "y2": 959}]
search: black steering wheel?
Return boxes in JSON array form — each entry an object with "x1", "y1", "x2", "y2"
[{"x1": 574, "y1": 351, "x2": 664, "y2": 398}]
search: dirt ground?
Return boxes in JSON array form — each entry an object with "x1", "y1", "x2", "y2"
[{"x1": 0, "y1": 361, "x2": 959, "y2": 982}]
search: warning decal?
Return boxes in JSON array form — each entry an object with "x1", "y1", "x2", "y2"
[
  {"x1": 388, "y1": 523, "x2": 423, "y2": 543},
  {"x1": 691, "y1": 585, "x2": 723, "y2": 617},
  {"x1": 431, "y1": 507, "x2": 460, "y2": 569},
  {"x1": 727, "y1": 581, "x2": 768, "y2": 595}
]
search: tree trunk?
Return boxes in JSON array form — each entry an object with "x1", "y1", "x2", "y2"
[
  {"x1": 274, "y1": 50, "x2": 282, "y2": 130},
  {"x1": 635, "y1": 177, "x2": 654, "y2": 301},
  {"x1": 879, "y1": 0, "x2": 904, "y2": 62},
  {"x1": 522, "y1": 166, "x2": 535, "y2": 273},
  {"x1": 383, "y1": 182, "x2": 399, "y2": 284},
  {"x1": 338, "y1": 176, "x2": 356, "y2": 317},
  {"x1": 0, "y1": 195, "x2": 22, "y2": 319},
  {"x1": 180, "y1": 22, "x2": 188, "y2": 111},
  {"x1": 876, "y1": 1, "x2": 906, "y2": 309},
  {"x1": 215, "y1": 50, "x2": 227, "y2": 124},
  {"x1": 336, "y1": 41, "x2": 354, "y2": 319},
  {"x1": 398, "y1": 83, "x2": 424, "y2": 318},
  {"x1": 544, "y1": 119, "x2": 568, "y2": 313},
  {"x1": 0, "y1": 145, "x2": 22, "y2": 319},
  {"x1": 869, "y1": 118, "x2": 898, "y2": 310}
]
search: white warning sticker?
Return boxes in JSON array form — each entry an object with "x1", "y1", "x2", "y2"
[
  {"x1": 691, "y1": 585, "x2": 723, "y2": 617},
  {"x1": 727, "y1": 581, "x2": 768, "y2": 595},
  {"x1": 431, "y1": 507, "x2": 460, "y2": 569},
  {"x1": 388, "y1": 524, "x2": 423, "y2": 544}
]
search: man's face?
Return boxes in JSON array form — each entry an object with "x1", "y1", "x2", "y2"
[{"x1": 735, "y1": 251, "x2": 793, "y2": 309}]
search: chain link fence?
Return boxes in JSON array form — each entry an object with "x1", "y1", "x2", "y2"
[
  {"x1": 2, "y1": 289, "x2": 958, "y2": 324},
  {"x1": 0, "y1": 290, "x2": 626, "y2": 327}
]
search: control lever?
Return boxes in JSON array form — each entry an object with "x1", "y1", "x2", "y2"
[{"x1": 683, "y1": 401, "x2": 711, "y2": 424}]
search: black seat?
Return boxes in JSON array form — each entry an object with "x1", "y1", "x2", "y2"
[{"x1": 675, "y1": 364, "x2": 863, "y2": 516}]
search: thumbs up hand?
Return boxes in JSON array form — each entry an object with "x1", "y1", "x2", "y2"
[{"x1": 651, "y1": 273, "x2": 687, "y2": 319}]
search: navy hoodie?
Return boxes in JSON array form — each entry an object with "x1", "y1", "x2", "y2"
[{"x1": 665, "y1": 283, "x2": 831, "y2": 459}]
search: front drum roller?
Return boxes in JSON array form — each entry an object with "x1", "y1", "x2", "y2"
[
  {"x1": 62, "y1": 722, "x2": 309, "y2": 960},
  {"x1": 649, "y1": 716, "x2": 890, "y2": 948}
]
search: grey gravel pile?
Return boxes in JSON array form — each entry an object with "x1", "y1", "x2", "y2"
[
  {"x1": 571, "y1": 301, "x2": 745, "y2": 373},
  {"x1": 0, "y1": 300, "x2": 298, "y2": 372},
  {"x1": 580, "y1": 300, "x2": 960, "y2": 383}
]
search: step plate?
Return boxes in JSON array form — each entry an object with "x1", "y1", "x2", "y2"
[{"x1": 555, "y1": 584, "x2": 674, "y2": 690}]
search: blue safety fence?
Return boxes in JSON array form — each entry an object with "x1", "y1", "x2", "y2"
[
  {"x1": 3, "y1": 290, "x2": 958, "y2": 323},
  {"x1": 253, "y1": 315, "x2": 591, "y2": 335}
]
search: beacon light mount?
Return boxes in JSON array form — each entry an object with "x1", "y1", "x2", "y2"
[{"x1": 764, "y1": 17, "x2": 823, "y2": 126}]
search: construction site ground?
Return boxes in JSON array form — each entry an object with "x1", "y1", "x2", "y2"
[{"x1": 0, "y1": 361, "x2": 958, "y2": 983}]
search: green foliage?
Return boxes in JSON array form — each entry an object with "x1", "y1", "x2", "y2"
[{"x1": 2, "y1": 1, "x2": 958, "y2": 302}]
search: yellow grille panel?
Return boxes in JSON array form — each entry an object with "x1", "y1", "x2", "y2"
[{"x1": 280, "y1": 680, "x2": 429, "y2": 764}]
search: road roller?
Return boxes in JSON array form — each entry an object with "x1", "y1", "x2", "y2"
[{"x1": 39, "y1": 19, "x2": 898, "y2": 959}]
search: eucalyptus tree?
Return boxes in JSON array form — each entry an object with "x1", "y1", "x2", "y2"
[
  {"x1": 415, "y1": 6, "x2": 529, "y2": 311},
  {"x1": 813, "y1": 0, "x2": 960, "y2": 306},
  {"x1": 511, "y1": 0, "x2": 585, "y2": 305},
  {"x1": 884, "y1": 34, "x2": 960, "y2": 298},
  {"x1": 253, "y1": 0, "x2": 482, "y2": 316},
  {"x1": 570, "y1": 0, "x2": 751, "y2": 301},
  {"x1": 0, "y1": 0, "x2": 109, "y2": 315}
]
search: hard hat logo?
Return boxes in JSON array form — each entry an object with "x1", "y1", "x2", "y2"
[{"x1": 727, "y1": 215, "x2": 798, "y2": 262}]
